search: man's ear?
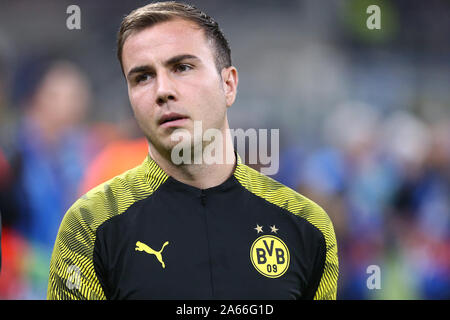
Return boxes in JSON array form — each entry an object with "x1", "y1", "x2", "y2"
[{"x1": 221, "y1": 66, "x2": 238, "y2": 107}]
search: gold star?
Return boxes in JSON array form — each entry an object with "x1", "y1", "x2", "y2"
[
  {"x1": 270, "y1": 225, "x2": 279, "y2": 233},
  {"x1": 254, "y1": 224, "x2": 263, "y2": 233}
]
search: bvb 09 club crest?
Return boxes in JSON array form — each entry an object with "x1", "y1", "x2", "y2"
[{"x1": 250, "y1": 234, "x2": 290, "y2": 278}]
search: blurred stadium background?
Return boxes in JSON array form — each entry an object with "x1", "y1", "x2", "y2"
[{"x1": 0, "y1": 0, "x2": 449, "y2": 299}]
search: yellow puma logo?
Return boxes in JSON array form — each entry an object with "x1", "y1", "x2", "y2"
[{"x1": 135, "y1": 241, "x2": 169, "y2": 269}]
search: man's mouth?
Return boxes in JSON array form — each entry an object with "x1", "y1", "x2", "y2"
[{"x1": 159, "y1": 112, "x2": 189, "y2": 127}]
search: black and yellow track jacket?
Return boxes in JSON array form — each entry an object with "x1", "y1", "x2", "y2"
[{"x1": 47, "y1": 154, "x2": 338, "y2": 300}]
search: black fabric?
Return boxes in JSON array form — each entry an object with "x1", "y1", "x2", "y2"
[{"x1": 93, "y1": 174, "x2": 326, "y2": 300}]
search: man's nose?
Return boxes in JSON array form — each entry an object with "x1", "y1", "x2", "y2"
[{"x1": 155, "y1": 71, "x2": 176, "y2": 106}]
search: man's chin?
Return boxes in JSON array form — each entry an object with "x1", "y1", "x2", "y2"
[{"x1": 149, "y1": 135, "x2": 191, "y2": 158}]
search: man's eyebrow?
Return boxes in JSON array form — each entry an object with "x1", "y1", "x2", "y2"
[
  {"x1": 127, "y1": 65, "x2": 154, "y2": 80},
  {"x1": 165, "y1": 54, "x2": 200, "y2": 66},
  {"x1": 126, "y1": 54, "x2": 200, "y2": 80}
]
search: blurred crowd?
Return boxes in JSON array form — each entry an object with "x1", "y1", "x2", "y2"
[
  {"x1": 0, "y1": 0, "x2": 449, "y2": 299},
  {"x1": 0, "y1": 55, "x2": 147, "y2": 298},
  {"x1": 276, "y1": 103, "x2": 450, "y2": 299}
]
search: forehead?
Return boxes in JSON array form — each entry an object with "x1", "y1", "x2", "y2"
[{"x1": 122, "y1": 18, "x2": 215, "y2": 72}]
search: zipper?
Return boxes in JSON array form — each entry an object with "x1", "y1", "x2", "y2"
[
  {"x1": 200, "y1": 190, "x2": 206, "y2": 206},
  {"x1": 200, "y1": 189, "x2": 214, "y2": 297}
]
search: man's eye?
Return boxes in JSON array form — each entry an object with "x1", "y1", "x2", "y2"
[
  {"x1": 174, "y1": 64, "x2": 192, "y2": 73},
  {"x1": 135, "y1": 73, "x2": 152, "y2": 83}
]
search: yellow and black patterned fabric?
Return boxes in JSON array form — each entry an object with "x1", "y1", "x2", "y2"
[{"x1": 48, "y1": 154, "x2": 338, "y2": 300}]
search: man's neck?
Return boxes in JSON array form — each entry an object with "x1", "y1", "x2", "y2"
[{"x1": 148, "y1": 131, "x2": 236, "y2": 190}]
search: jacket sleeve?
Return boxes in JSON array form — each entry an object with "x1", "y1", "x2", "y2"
[
  {"x1": 47, "y1": 205, "x2": 106, "y2": 300},
  {"x1": 312, "y1": 207, "x2": 339, "y2": 300}
]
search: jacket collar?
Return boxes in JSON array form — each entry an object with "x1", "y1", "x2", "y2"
[{"x1": 143, "y1": 152, "x2": 244, "y2": 195}]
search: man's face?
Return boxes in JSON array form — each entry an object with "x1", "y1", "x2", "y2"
[{"x1": 122, "y1": 18, "x2": 237, "y2": 156}]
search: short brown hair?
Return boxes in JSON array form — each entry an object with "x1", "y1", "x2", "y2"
[{"x1": 117, "y1": 1, "x2": 232, "y2": 75}]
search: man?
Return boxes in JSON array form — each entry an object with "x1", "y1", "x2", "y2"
[{"x1": 48, "y1": 1, "x2": 338, "y2": 300}]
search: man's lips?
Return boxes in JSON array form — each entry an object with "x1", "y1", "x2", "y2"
[{"x1": 158, "y1": 112, "x2": 189, "y2": 127}]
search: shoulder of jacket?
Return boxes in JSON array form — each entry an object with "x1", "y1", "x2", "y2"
[
  {"x1": 62, "y1": 159, "x2": 165, "y2": 235},
  {"x1": 235, "y1": 163, "x2": 333, "y2": 235}
]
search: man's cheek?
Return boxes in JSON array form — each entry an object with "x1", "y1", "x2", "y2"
[{"x1": 132, "y1": 107, "x2": 152, "y2": 132}]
